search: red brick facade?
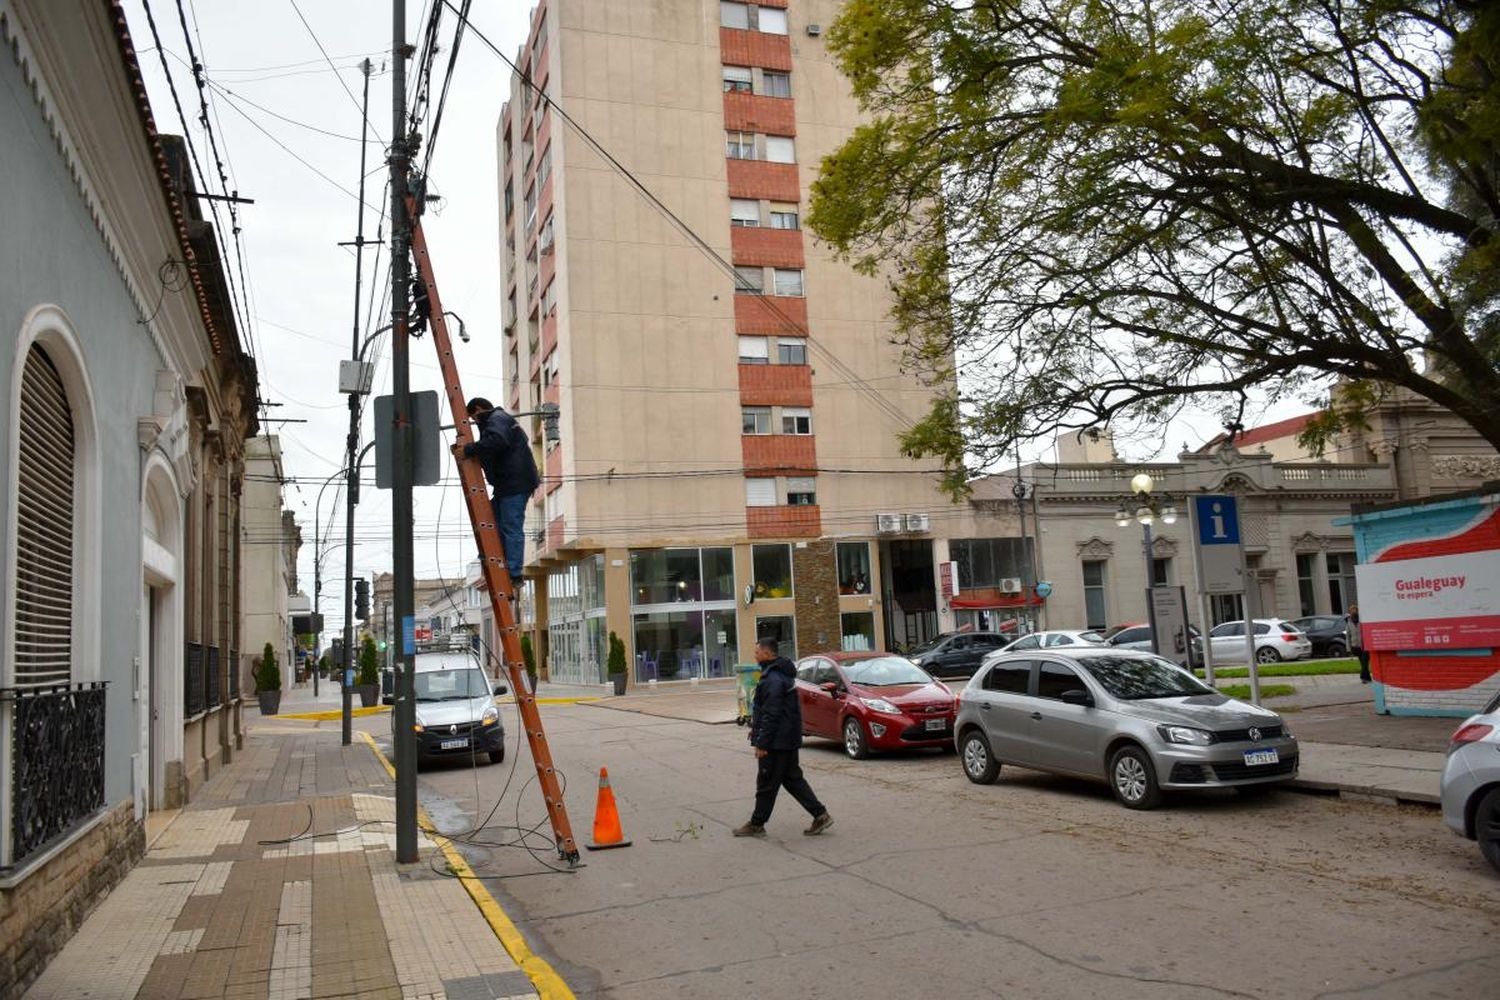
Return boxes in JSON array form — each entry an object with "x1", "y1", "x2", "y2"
[
  {"x1": 748, "y1": 505, "x2": 821, "y2": 538},
  {"x1": 723, "y1": 92, "x2": 796, "y2": 135},
  {"x1": 742, "y1": 433, "x2": 817, "y2": 473},
  {"x1": 719, "y1": 28, "x2": 792, "y2": 71},
  {"x1": 738, "y1": 363, "x2": 812, "y2": 406},
  {"x1": 730, "y1": 226, "x2": 804, "y2": 268},
  {"x1": 726, "y1": 159, "x2": 800, "y2": 202},
  {"x1": 734, "y1": 293, "x2": 807, "y2": 334}
]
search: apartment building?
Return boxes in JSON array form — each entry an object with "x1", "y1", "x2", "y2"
[{"x1": 495, "y1": 0, "x2": 1011, "y2": 685}]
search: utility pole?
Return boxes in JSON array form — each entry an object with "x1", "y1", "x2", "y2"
[
  {"x1": 340, "y1": 58, "x2": 375, "y2": 748},
  {"x1": 390, "y1": 0, "x2": 418, "y2": 864}
]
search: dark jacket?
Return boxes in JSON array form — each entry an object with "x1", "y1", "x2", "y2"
[
  {"x1": 464, "y1": 408, "x2": 540, "y2": 497},
  {"x1": 750, "y1": 657, "x2": 803, "y2": 751}
]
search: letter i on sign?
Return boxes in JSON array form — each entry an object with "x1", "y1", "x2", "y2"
[{"x1": 1210, "y1": 502, "x2": 1226, "y2": 540}]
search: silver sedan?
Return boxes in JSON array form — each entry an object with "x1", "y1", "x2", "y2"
[
  {"x1": 955, "y1": 648, "x2": 1298, "y2": 809},
  {"x1": 1440, "y1": 688, "x2": 1500, "y2": 874}
]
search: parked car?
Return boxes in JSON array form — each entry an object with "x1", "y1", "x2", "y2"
[
  {"x1": 995, "y1": 630, "x2": 1108, "y2": 653},
  {"x1": 1108, "y1": 623, "x2": 1203, "y2": 667},
  {"x1": 907, "y1": 631, "x2": 1009, "y2": 678},
  {"x1": 1206, "y1": 619, "x2": 1313, "y2": 664},
  {"x1": 1289, "y1": 614, "x2": 1351, "y2": 658},
  {"x1": 794, "y1": 652, "x2": 956, "y2": 759},
  {"x1": 1440, "y1": 688, "x2": 1500, "y2": 874},
  {"x1": 955, "y1": 648, "x2": 1298, "y2": 808},
  {"x1": 387, "y1": 651, "x2": 508, "y2": 766}
]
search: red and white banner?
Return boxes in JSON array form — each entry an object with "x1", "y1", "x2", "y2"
[{"x1": 1355, "y1": 549, "x2": 1500, "y2": 650}]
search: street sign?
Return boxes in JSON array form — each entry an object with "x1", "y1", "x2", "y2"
[
  {"x1": 1147, "y1": 585, "x2": 1191, "y2": 666},
  {"x1": 1191, "y1": 494, "x2": 1246, "y2": 594},
  {"x1": 1034, "y1": 581, "x2": 1053, "y2": 599}
]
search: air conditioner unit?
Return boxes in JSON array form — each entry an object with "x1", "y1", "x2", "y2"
[
  {"x1": 875, "y1": 513, "x2": 903, "y2": 534},
  {"x1": 806, "y1": 24, "x2": 822, "y2": 36},
  {"x1": 999, "y1": 577, "x2": 1023, "y2": 594},
  {"x1": 904, "y1": 513, "x2": 931, "y2": 533}
]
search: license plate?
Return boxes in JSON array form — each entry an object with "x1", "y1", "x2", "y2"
[
  {"x1": 1243, "y1": 748, "x2": 1279, "y2": 766},
  {"x1": 924, "y1": 718, "x2": 947, "y2": 732},
  {"x1": 440, "y1": 738, "x2": 468, "y2": 750}
]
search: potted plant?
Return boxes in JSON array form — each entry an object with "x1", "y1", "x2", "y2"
[
  {"x1": 607, "y1": 632, "x2": 628, "y2": 696},
  {"x1": 254, "y1": 642, "x2": 282, "y2": 715},
  {"x1": 520, "y1": 633, "x2": 538, "y2": 691},
  {"x1": 357, "y1": 635, "x2": 381, "y2": 707}
]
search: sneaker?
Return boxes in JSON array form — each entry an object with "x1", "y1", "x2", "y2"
[
  {"x1": 804, "y1": 813, "x2": 834, "y2": 836},
  {"x1": 732, "y1": 822, "x2": 766, "y2": 838}
]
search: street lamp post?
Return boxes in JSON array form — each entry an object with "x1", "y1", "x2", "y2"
[
  {"x1": 1012, "y1": 477, "x2": 1035, "y2": 634},
  {"x1": 1114, "y1": 472, "x2": 1178, "y2": 655},
  {"x1": 311, "y1": 469, "x2": 349, "y2": 696}
]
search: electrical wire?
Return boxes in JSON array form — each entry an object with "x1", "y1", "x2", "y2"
[{"x1": 286, "y1": 0, "x2": 385, "y2": 141}]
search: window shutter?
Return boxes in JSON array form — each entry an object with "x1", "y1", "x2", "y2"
[
  {"x1": 745, "y1": 478, "x2": 776, "y2": 507},
  {"x1": 15, "y1": 346, "x2": 75, "y2": 687}
]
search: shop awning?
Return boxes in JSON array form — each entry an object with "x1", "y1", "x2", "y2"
[{"x1": 951, "y1": 594, "x2": 1045, "y2": 609}]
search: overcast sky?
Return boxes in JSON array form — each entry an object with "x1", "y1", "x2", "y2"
[
  {"x1": 120, "y1": 1, "x2": 1308, "y2": 640},
  {"x1": 123, "y1": 0, "x2": 533, "y2": 636}
]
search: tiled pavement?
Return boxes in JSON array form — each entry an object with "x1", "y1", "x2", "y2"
[{"x1": 26, "y1": 726, "x2": 544, "y2": 1000}]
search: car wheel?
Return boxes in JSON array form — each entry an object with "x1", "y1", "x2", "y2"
[
  {"x1": 1325, "y1": 641, "x2": 1347, "y2": 658},
  {"x1": 488, "y1": 749, "x2": 505, "y2": 765},
  {"x1": 1109, "y1": 745, "x2": 1162, "y2": 809},
  {"x1": 842, "y1": 717, "x2": 870, "y2": 760},
  {"x1": 1256, "y1": 645, "x2": 1282, "y2": 665},
  {"x1": 959, "y1": 730, "x2": 1000, "y2": 784},
  {"x1": 1476, "y1": 787, "x2": 1500, "y2": 874}
]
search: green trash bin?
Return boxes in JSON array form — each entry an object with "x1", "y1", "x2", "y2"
[{"x1": 735, "y1": 664, "x2": 761, "y2": 727}]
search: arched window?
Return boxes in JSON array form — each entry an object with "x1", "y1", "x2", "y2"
[{"x1": 14, "y1": 344, "x2": 75, "y2": 687}]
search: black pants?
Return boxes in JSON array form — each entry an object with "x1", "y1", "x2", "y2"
[
  {"x1": 1357, "y1": 649, "x2": 1371, "y2": 682},
  {"x1": 751, "y1": 748, "x2": 825, "y2": 825}
]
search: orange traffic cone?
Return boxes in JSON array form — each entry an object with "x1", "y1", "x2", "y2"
[{"x1": 586, "y1": 767, "x2": 632, "y2": 851}]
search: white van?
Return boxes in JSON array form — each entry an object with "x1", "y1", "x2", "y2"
[{"x1": 386, "y1": 651, "x2": 508, "y2": 766}]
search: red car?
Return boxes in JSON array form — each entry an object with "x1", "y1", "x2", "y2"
[{"x1": 794, "y1": 652, "x2": 957, "y2": 759}]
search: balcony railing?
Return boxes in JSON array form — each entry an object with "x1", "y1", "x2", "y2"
[
  {"x1": 185, "y1": 641, "x2": 205, "y2": 717},
  {"x1": 207, "y1": 646, "x2": 222, "y2": 710},
  {"x1": 2, "y1": 682, "x2": 106, "y2": 870}
]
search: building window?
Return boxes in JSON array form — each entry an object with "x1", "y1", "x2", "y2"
[
  {"x1": 524, "y1": 184, "x2": 537, "y2": 229},
  {"x1": 762, "y1": 71, "x2": 792, "y2": 98},
  {"x1": 753, "y1": 544, "x2": 793, "y2": 598},
  {"x1": 837, "y1": 542, "x2": 871, "y2": 594},
  {"x1": 537, "y1": 144, "x2": 552, "y2": 182},
  {"x1": 757, "y1": 6, "x2": 788, "y2": 34},
  {"x1": 951, "y1": 537, "x2": 1031, "y2": 590},
  {"x1": 542, "y1": 280, "x2": 558, "y2": 315},
  {"x1": 504, "y1": 182, "x2": 514, "y2": 217},
  {"x1": 772, "y1": 268, "x2": 804, "y2": 297},
  {"x1": 730, "y1": 198, "x2": 761, "y2": 227},
  {"x1": 742, "y1": 406, "x2": 772, "y2": 435},
  {"x1": 841, "y1": 612, "x2": 876, "y2": 652},
  {"x1": 722, "y1": 65, "x2": 753, "y2": 93},
  {"x1": 786, "y1": 477, "x2": 816, "y2": 505},
  {"x1": 745, "y1": 477, "x2": 777, "y2": 507},
  {"x1": 765, "y1": 135, "x2": 796, "y2": 163},
  {"x1": 726, "y1": 130, "x2": 756, "y2": 160},
  {"x1": 1326, "y1": 552, "x2": 1357, "y2": 614},
  {"x1": 781, "y1": 406, "x2": 812, "y2": 435},
  {"x1": 776, "y1": 338, "x2": 806, "y2": 365},
  {"x1": 1082, "y1": 560, "x2": 1107, "y2": 630},
  {"x1": 720, "y1": 1, "x2": 749, "y2": 29},
  {"x1": 14, "y1": 345, "x2": 75, "y2": 687},
  {"x1": 738, "y1": 336, "x2": 770, "y2": 364},
  {"x1": 1151, "y1": 557, "x2": 1171, "y2": 586},
  {"x1": 755, "y1": 614, "x2": 795, "y2": 658},
  {"x1": 769, "y1": 205, "x2": 799, "y2": 229},
  {"x1": 734, "y1": 265, "x2": 764, "y2": 294},
  {"x1": 1296, "y1": 553, "x2": 1317, "y2": 617}
]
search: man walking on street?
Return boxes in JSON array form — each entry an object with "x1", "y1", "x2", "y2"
[
  {"x1": 461, "y1": 398, "x2": 540, "y2": 586},
  {"x1": 734, "y1": 638, "x2": 833, "y2": 839}
]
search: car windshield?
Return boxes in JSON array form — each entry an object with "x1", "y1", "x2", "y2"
[
  {"x1": 843, "y1": 656, "x2": 932, "y2": 687},
  {"x1": 908, "y1": 636, "x2": 945, "y2": 655},
  {"x1": 413, "y1": 668, "x2": 490, "y2": 701},
  {"x1": 1078, "y1": 631, "x2": 1106, "y2": 643},
  {"x1": 1076, "y1": 655, "x2": 1215, "y2": 700}
]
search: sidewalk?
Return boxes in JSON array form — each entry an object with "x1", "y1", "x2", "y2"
[{"x1": 26, "y1": 717, "x2": 561, "y2": 999}]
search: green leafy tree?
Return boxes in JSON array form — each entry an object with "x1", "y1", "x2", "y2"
[
  {"x1": 607, "y1": 632, "x2": 627, "y2": 677},
  {"x1": 255, "y1": 641, "x2": 280, "y2": 693},
  {"x1": 810, "y1": 0, "x2": 1500, "y2": 495},
  {"x1": 358, "y1": 634, "x2": 379, "y2": 686},
  {"x1": 520, "y1": 633, "x2": 537, "y2": 684}
]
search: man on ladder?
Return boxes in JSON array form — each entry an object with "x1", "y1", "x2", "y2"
[{"x1": 460, "y1": 397, "x2": 540, "y2": 590}]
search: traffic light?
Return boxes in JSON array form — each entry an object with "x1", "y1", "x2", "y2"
[{"x1": 355, "y1": 577, "x2": 370, "y2": 621}]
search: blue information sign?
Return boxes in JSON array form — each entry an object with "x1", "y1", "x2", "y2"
[
  {"x1": 1194, "y1": 495, "x2": 1241, "y2": 545},
  {"x1": 402, "y1": 615, "x2": 416, "y2": 656}
]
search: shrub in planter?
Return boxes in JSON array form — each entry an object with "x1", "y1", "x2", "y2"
[
  {"x1": 607, "y1": 632, "x2": 628, "y2": 696},
  {"x1": 357, "y1": 635, "x2": 380, "y2": 707},
  {"x1": 255, "y1": 641, "x2": 282, "y2": 715}
]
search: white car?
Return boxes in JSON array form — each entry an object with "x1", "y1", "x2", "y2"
[
  {"x1": 1206, "y1": 619, "x2": 1313, "y2": 665},
  {"x1": 993, "y1": 629, "x2": 1108, "y2": 654}
]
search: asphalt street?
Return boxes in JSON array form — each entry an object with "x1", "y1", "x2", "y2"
[{"x1": 370, "y1": 703, "x2": 1499, "y2": 1000}]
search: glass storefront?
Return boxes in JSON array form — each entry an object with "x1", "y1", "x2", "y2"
[
  {"x1": 631, "y1": 547, "x2": 737, "y2": 682},
  {"x1": 754, "y1": 614, "x2": 796, "y2": 660},
  {"x1": 752, "y1": 544, "x2": 793, "y2": 599},
  {"x1": 840, "y1": 611, "x2": 876, "y2": 652},
  {"x1": 548, "y1": 555, "x2": 607, "y2": 684}
]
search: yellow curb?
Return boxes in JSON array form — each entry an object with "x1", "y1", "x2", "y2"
[
  {"x1": 356, "y1": 731, "x2": 577, "y2": 1000},
  {"x1": 276, "y1": 705, "x2": 391, "y2": 721},
  {"x1": 497, "y1": 696, "x2": 600, "y2": 706}
]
